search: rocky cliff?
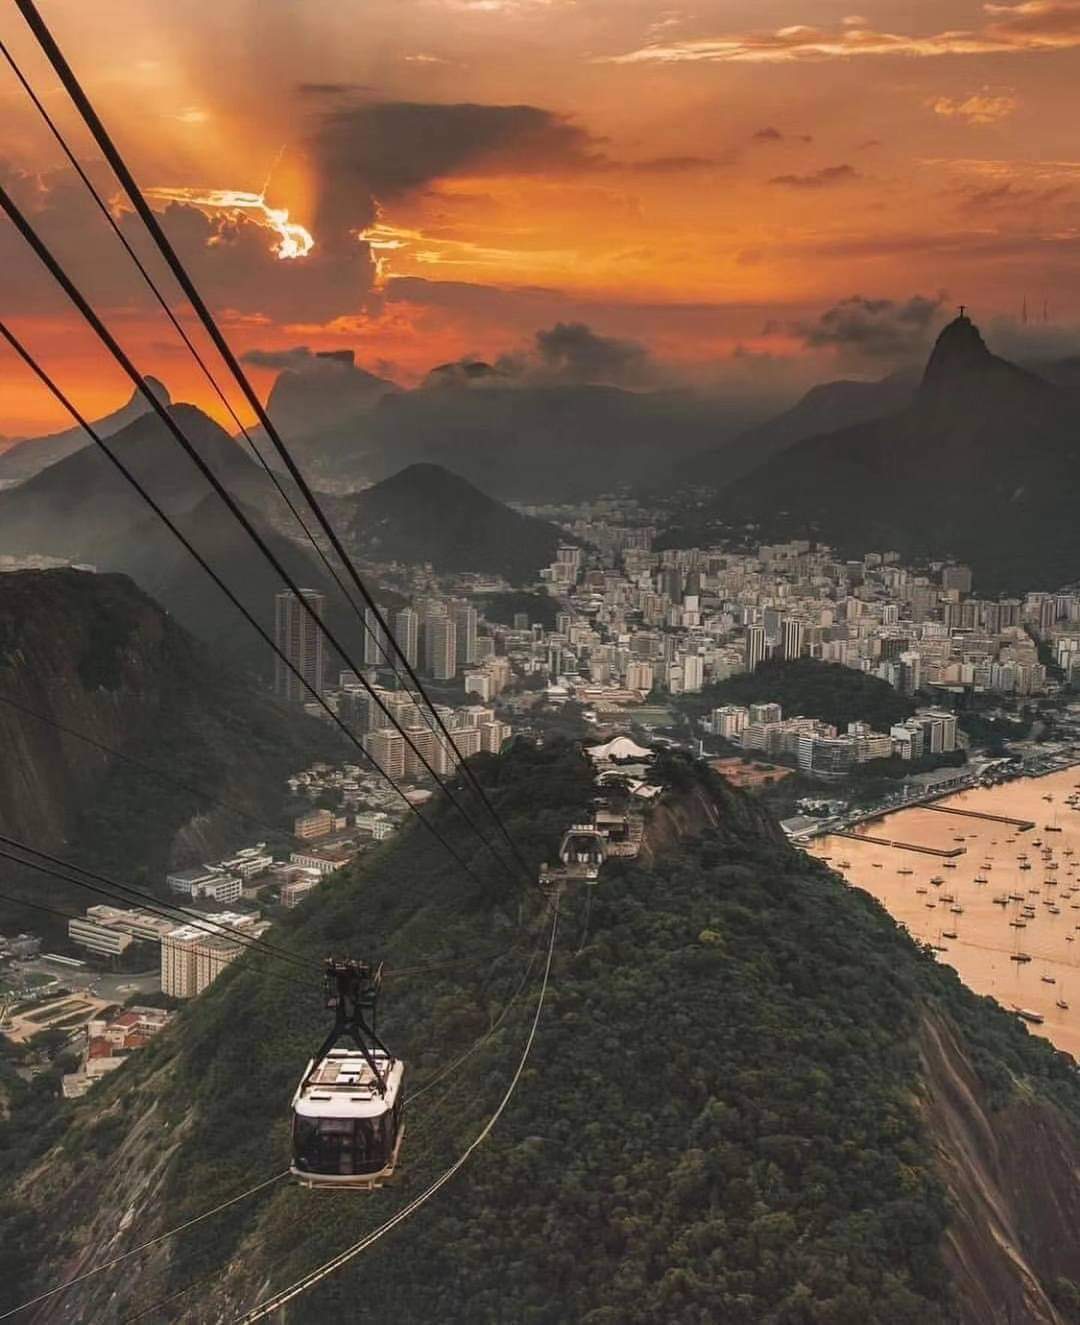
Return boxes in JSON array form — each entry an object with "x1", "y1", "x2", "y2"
[{"x1": 0, "y1": 568, "x2": 342, "y2": 926}]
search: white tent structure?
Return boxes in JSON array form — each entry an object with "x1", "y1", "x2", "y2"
[{"x1": 587, "y1": 737, "x2": 653, "y2": 765}]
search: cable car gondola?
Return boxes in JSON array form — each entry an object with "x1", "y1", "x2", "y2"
[
  {"x1": 539, "y1": 825, "x2": 608, "y2": 892},
  {"x1": 290, "y1": 959, "x2": 404, "y2": 1190}
]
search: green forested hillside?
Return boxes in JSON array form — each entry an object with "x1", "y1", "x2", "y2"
[
  {"x1": 5, "y1": 744, "x2": 1080, "y2": 1323},
  {"x1": 678, "y1": 658, "x2": 916, "y2": 733}
]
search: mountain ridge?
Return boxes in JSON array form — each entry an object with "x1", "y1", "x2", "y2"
[
  {"x1": 0, "y1": 377, "x2": 170, "y2": 485},
  {"x1": 337, "y1": 462, "x2": 563, "y2": 581},
  {"x1": 666, "y1": 315, "x2": 1080, "y2": 592},
  {"x1": 0, "y1": 403, "x2": 376, "y2": 672}
]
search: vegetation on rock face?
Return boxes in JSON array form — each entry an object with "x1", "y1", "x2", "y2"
[
  {"x1": 0, "y1": 569, "x2": 344, "y2": 931},
  {"x1": 479, "y1": 590, "x2": 560, "y2": 631},
  {"x1": 7, "y1": 745, "x2": 1080, "y2": 1322},
  {"x1": 676, "y1": 658, "x2": 917, "y2": 734}
]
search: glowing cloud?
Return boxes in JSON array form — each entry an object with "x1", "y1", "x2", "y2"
[
  {"x1": 930, "y1": 93, "x2": 1019, "y2": 123},
  {"x1": 603, "y1": 1, "x2": 1080, "y2": 64},
  {"x1": 145, "y1": 187, "x2": 314, "y2": 259}
]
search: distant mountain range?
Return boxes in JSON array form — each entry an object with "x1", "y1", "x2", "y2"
[
  {"x1": 667, "y1": 315, "x2": 1080, "y2": 594},
  {"x1": 259, "y1": 356, "x2": 758, "y2": 500},
  {"x1": 688, "y1": 367, "x2": 919, "y2": 487},
  {"x1": 0, "y1": 377, "x2": 170, "y2": 485},
  {"x1": 335, "y1": 463, "x2": 563, "y2": 581},
  {"x1": 263, "y1": 349, "x2": 399, "y2": 444},
  {"x1": 0, "y1": 404, "x2": 372, "y2": 672}
]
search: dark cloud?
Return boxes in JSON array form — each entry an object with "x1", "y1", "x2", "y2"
[
  {"x1": 0, "y1": 159, "x2": 374, "y2": 325},
  {"x1": 532, "y1": 321, "x2": 653, "y2": 385},
  {"x1": 768, "y1": 164, "x2": 859, "y2": 189},
  {"x1": 954, "y1": 181, "x2": 1072, "y2": 215},
  {"x1": 788, "y1": 293, "x2": 946, "y2": 358},
  {"x1": 240, "y1": 347, "x2": 386, "y2": 381},
  {"x1": 240, "y1": 346, "x2": 321, "y2": 370},
  {"x1": 297, "y1": 82, "x2": 374, "y2": 96},
  {"x1": 307, "y1": 99, "x2": 606, "y2": 248},
  {"x1": 752, "y1": 126, "x2": 812, "y2": 144},
  {"x1": 622, "y1": 153, "x2": 736, "y2": 173},
  {"x1": 418, "y1": 321, "x2": 662, "y2": 389}
]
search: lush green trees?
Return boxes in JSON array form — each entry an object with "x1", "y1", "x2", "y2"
[{"x1": 678, "y1": 659, "x2": 916, "y2": 733}]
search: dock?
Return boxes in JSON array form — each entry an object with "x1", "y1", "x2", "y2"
[
  {"x1": 921, "y1": 806, "x2": 1034, "y2": 830},
  {"x1": 834, "y1": 831, "x2": 964, "y2": 857}
]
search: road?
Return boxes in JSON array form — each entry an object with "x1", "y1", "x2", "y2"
[{"x1": 9, "y1": 960, "x2": 160, "y2": 1003}]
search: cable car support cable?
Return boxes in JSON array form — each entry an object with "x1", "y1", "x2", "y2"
[
  {"x1": 231, "y1": 896, "x2": 560, "y2": 1323},
  {"x1": 0, "y1": 317, "x2": 493, "y2": 893},
  {"x1": 0, "y1": 1171, "x2": 290, "y2": 1322},
  {"x1": 8, "y1": 3, "x2": 535, "y2": 889},
  {"x1": 0, "y1": 35, "x2": 482, "y2": 795},
  {"x1": 0, "y1": 241, "x2": 519, "y2": 894}
]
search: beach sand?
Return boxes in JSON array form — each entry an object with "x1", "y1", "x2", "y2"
[{"x1": 807, "y1": 766, "x2": 1080, "y2": 1059}]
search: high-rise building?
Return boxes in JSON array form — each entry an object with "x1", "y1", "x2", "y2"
[
  {"x1": 274, "y1": 589, "x2": 325, "y2": 702},
  {"x1": 161, "y1": 927, "x2": 241, "y2": 999},
  {"x1": 393, "y1": 608, "x2": 419, "y2": 669},
  {"x1": 682, "y1": 654, "x2": 705, "y2": 693},
  {"x1": 626, "y1": 660, "x2": 654, "y2": 693},
  {"x1": 364, "y1": 728, "x2": 406, "y2": 780},
  {"x1": 480, "y1": 719, "x2": 512, "y2": 754},
  {"x1": 422, "y1": 604, "x2": 448, "y2": 673},
  {"x1": 464, "y1": 670, "x2": 494, "y2": 702},
  {"x1": 941, "y1": 564, "x2": 973, "y2": 594},
  {"x1": 363, "y1": 605, "x2": 390, "y2": 668},
  {"x1": 452, "y1": 603, "x2": 479, "y2": 668},
  {"x1": 744, "y1": 624, "x2": 766, "y2": 674},
  {"x1": 429, "y1": 617, "x2": 458, "y2": 680},
  {"x1": 781, "y1": 618, "x2": 805, "y2": 661},
  {"x1": 713, "y1": 705, "x2": 749, "y2": 739}
]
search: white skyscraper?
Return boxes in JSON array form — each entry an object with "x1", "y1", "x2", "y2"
[
  {"x1": 274, "y1": 589, "x2": 325, "y2": 702},
  {"x1": 744, "y1": 624, "x2": 766, "y2": 674},
  {"x1": 394, "y1": 607, "x2": 420, "y2": 668}
]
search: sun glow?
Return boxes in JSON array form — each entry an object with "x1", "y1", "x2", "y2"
[{"x1": 145, "y1": 187, "x2": 314, "y2": 259}]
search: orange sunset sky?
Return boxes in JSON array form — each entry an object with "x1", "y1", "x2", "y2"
[{"x1": 3, "y1": 0, "x2": 1080, "y2": 436}]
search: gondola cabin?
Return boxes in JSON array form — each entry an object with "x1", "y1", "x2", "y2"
[
  {"x1": 558, "y1": 826, "x2": 608, "y2": 880},
  {"x1": 291, "y1": 1048, "x2": 404, "y2": 1189}
]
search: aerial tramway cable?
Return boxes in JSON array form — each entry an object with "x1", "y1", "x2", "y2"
[
  {"x1": 0, "y1": 692, "x2": 292, "y2": 841},
  {"x1": 0, "y1": 319, "x2": 490, "y2": 892},
  {"x1": 405, "y1": 932, "x2": 544, "y2": 1107},
  {"x1": 0, "y1": 921, "x2": 552, "y2": 1321},
  {"x1": 0, "y1": 838, "x2": 315, "y2": 975},
  {"x1": 10, "y1": 0, "x2": 537, "y2": 890},
  {"x1": 229, "y1": 897, "x2": 561, "y2": 1323},
  {"x1": 0, "y1": 221, "x2": 520, "y2": 893},
  {"x1": 0, "y1": 1172, "x2": 290, "y2": 1322},
  {"x1": 0, "y1": 36, "x2": 495, "y2": 814}
]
